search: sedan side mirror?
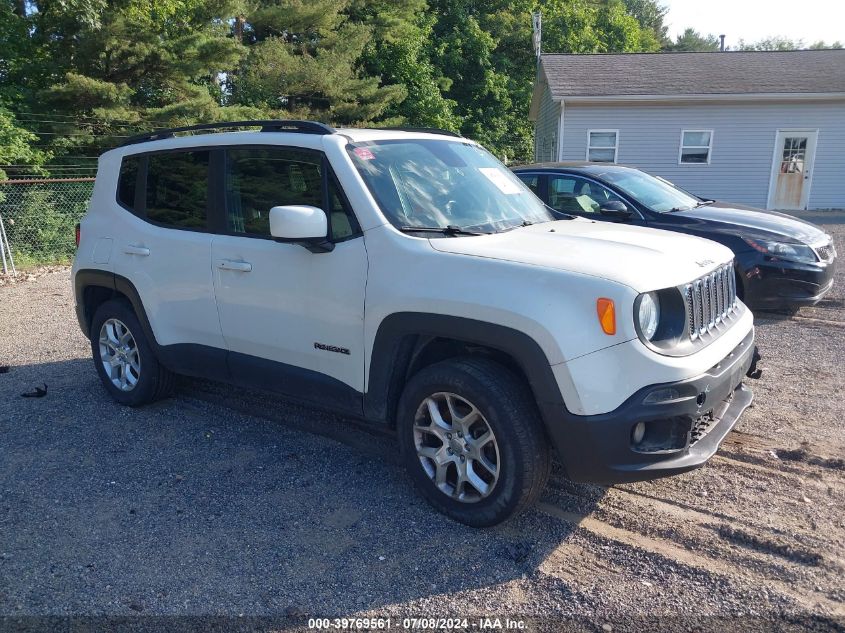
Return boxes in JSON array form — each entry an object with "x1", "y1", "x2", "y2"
[
  {"x1": 269, "y1": 205, "x2": 333, "y2": 253},
  {"x1": 599, "y1": 200, "x2": 633, "y2": 219}
]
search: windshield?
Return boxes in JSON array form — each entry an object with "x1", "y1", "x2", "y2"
[
  {"x1": 347, "y1": 139, "x2": 556, "y2": 233},
  {"x1": 592, "y1": 167, "x2": 701, "y2": 213}
]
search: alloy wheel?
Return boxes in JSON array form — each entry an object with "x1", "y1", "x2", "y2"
[
  {"x1": 413, "y1": 392, "x2": 500, "y2": 503},
  {"x1": 98, "y1": 318, "x2": 141, "y2": 392}
]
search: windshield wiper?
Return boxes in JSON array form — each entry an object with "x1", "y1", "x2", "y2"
[
  {"x1": 545, "y1": 204, "x2": 576, "y2": 219},
  {"x1": 669, "y1": 199, "x2": 714, "y2": 212},
  {"x1": 398, "y1": 224, "x2": 489, "y2": 236}
]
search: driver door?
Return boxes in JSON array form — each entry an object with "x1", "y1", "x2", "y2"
[
  {"x1": 210, "y1": 145, "x2": 367, "y2": 415},
  {"x1": 546, "y1": 174, "x2": 645, "y2": 225}
]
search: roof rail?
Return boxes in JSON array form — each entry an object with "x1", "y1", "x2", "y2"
[
  {"x1": 381, "y1": 127, "x2": 463, "y2": 138},
  {"x1": 120, "y1": 120, "x2": 336, "y2": 147}
]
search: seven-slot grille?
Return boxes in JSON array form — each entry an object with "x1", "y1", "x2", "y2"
[{"x1": 684, "y1": 262, "x2": 737, "y2": 340}]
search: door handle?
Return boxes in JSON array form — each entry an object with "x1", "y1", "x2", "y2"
[
  {"x1": 217, "y1": 259, "x2": 252, "y2": 272},
  {"x1": 124, "y1": 245, "x2": 150, "y2": 256}
]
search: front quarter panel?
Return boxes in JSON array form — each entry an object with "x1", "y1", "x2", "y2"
[{"x1": 362, "y1": 224, "x2": 639, "y2": 391}]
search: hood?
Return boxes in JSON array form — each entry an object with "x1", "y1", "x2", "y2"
[
  {"x1": 681, "y1": 203, "x2": 829, "y2": 245},
  {"x1": 429, "y1": 218, "x2": 733, "y2": 293}
]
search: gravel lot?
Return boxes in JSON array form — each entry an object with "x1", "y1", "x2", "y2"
[{"x1": 1, "y1": 216, "x2": 843, "y2": 632}]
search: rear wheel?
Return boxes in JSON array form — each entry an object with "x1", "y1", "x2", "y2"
[
  {"x1": 397, "y1": 358, "x2": 551, "y2": 527},
  {"x1": 90, "y1": 299, "x2": 174, "y2": 406}
]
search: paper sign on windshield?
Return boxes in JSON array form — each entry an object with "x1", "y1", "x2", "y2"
[{"x1": 478, "y1": 168, "x2": 522, "y2": 195}]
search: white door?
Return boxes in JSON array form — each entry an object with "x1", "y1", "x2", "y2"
[
  {"x1": 210, "y1": 146, "x2": 367, "y2": 412},
  {"x1": 768, "y1": 130, "x2": 818, "y2": 210},
  {"x1": 112, "y1": 149, "x2": 224, "y2": 351}
]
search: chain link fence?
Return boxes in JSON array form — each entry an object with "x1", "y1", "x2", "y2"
[{"x1": 0, "y1": 178, "x2": 94, "y2": 272}]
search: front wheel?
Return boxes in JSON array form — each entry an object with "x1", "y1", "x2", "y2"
[
  {"x1": 90, "y1": 298, "x2": 174, "y2": 406},
  {"x1": 397, "y1": 358, "x2": 551, "y2": 527}
]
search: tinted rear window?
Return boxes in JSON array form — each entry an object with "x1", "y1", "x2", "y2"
[
  {"x1": 145, "y1": 151, "x2": 210, "y2": 229},
  {"x1": 117, "y1": 156, "x2": 139, "y2": 210}
]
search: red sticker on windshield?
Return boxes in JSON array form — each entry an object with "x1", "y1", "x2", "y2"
[{"x1": 354, "y1": 147, "x2": 376, "y2": 160}]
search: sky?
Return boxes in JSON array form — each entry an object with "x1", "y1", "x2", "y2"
[{"x1": 662, "y1": 0, "x2": 845, "y2": 47}]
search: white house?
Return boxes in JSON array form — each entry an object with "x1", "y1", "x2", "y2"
[{"x1": 529, "y1": 50, "x2": 845, "y2": 210}]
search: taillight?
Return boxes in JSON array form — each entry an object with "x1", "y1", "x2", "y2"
[{"x1": 75, "y1": 223, "x2": 81, "y2": 248}]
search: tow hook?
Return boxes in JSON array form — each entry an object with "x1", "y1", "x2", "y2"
[{"x1": 746, "y1": 346, "x2": 763, "y2": 379}]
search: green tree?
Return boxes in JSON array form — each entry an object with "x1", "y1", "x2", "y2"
[
  {"x1": 738, "y1": 36, "x2": 843, "y2": 51},
  {"x1": 809, "y1": 40, "x2": 843, "y2": 49},
  {"x1": 737, "y1": 36, "x2": 802, "y2": 51},
  {"x1": 623, "y1": 0, "x2": 669, "y2": 46},
  {"x1": 361, "y1": 13, "x2": 460, "y2": 130},
  {"x1": 539, "y1": 0, "x2": 660, "y2": 54},
  {"x1": 421, "y1": 0, "x2": 660, "y2": 161},
  {"x1": 5, "y1": 0, "x2": 250, "y2": 158},
  {"x1": 231, "y1": 0, "x2": 408, "y2": 124},
  {"x1": 667, "y1": 28, "x2": 720, "y2": 52},
  {"x1": 0, "y1": 109, "x2": 49, "y2": 180},
  {"x1": 0, "y1": 0, "x2": 677, "y2": 166}
]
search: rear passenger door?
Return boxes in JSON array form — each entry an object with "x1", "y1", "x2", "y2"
[
  {"x1": 111, "y1": 149, "x2": 226, "y2": 374},
  {"x1": 210, "y1": 146, "x2": 368, "y2": 415}
]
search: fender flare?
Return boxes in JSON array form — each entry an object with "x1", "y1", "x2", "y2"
[
  {"x1": 74, "y1": 269, "x2": 229, "y2": 380},
  {"x1": 364, "y1": 312, "x2": 567, "y2": 425},
  {"x1": 74, "y1": 269, "x2": 157, "y2": 348}
]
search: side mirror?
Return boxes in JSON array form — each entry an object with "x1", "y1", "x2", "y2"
[
  {"x1": 269, "y1": 205, "x2": 333, "y2": 253},
  {"x1": 599, "y1": 200, "x2": 632, "y2": 219}
]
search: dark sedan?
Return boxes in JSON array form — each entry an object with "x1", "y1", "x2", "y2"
[{"x1": 512, "y1": 162, "x2": 837, "y2": 311}]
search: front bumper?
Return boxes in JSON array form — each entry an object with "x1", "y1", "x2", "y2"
[
  {"x1": 740, "y1": 252, "x2": 836, "y2": 310},
  {"x1": 542, "y1": 329, "x2": 756, "y2": 484}
]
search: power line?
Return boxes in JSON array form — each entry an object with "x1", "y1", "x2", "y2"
[
  {"x1": 24, "y1": 131, "x2": 133, "y2": 137},
  {"x1": 13, "y1": 117, "x2": 164, "y2": 130},
  {"x1": 13, "y1": 111, "x2": 177, "y2": 126}
]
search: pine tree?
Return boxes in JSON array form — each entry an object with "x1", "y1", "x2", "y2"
[{"x1": 231, "y1": 0, "x2": 407, "y2": 124}]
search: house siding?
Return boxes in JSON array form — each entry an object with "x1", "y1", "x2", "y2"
[
  {"x1": 534, "y1": 83, "x2": 561, "y2": 162},
  {"x1": 559, "y1": 101, "x2": 845, "y2": 209}
]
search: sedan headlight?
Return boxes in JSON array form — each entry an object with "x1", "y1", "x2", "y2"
[
  {"x1": 743, "y1": 238, "x2": 817, "y2": 265},
  {"x1": 636, "y1": 291, "x2": 660, "y2": 341}
]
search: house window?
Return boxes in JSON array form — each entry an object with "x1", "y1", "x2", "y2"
[
  {"x1": 586, "y1": 130, "x2": 618, "y2": 163},
  {"x1": 680, "y1": 130, "x2": 713, "y2": 164}
]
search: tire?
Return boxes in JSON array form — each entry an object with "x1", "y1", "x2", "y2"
[
  {"x1": 397, "y1": 357, "x2": 551, "y2": 527},
  {"x1": 90, "y1": 298, "x2": 174, "y2": 406}
]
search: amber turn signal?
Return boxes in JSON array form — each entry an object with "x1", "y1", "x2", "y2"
[{"x1": 596, "y1": 298, "x2": 616, "y2": 335}]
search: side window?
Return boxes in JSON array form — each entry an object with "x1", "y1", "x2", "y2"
[
  {"x1": 679, "y1": 130, "x2": 713, "y2": 164},
  {"x1": 548, "y1": 175, "x2": 623, "y2": 215},
  {"x1": 145, "y1": 151, "x2": 210, "y2": 229},
  {"x1": 516, "y1": 174, "x2": 540, "y2": 196},
  {"x1": 587, "y1": 130, "x2": 618, "y2": 163},
  {"x1": 225, "y1": 147, "x2": 358, "y2": 240},
  {"x1": 548, "y1": 175, "x2": 585, "y2": 214},
  {"x1": 117, "y1": 156, "x2": 139, "y2": 211},
  {"x1": 327, "y1": 177, "x2": 358, "y2": 240}
]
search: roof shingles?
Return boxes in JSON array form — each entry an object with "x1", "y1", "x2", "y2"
[{"x1": 540, "y1": 50, "x2": 845, "y2": 98}]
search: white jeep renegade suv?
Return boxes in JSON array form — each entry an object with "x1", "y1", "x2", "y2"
[{"x1": 72, "y1": 121, "x2": 758, "y2": 526}]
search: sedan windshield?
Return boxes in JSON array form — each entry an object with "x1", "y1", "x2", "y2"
[
  {"x1": 347, "y1": 139, "x2": 556, "y2": 233},
  {"x1": 592, "y1": 167, "x2": 701, "y2": 213}
]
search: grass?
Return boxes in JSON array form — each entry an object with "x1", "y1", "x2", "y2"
[{"x1": 1, "y1": 251, "x2": 73, "y2": 272}]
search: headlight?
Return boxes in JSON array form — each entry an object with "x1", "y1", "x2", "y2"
[
  {"x1": 637, "y1": 291, "x2": 660, "y2": 341},
  {"x1": 743, "y1": 238, "x2": 817, "y2": 264}
]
